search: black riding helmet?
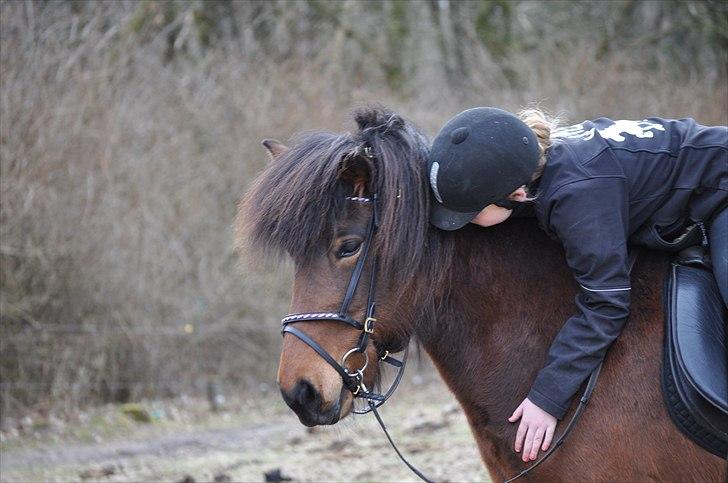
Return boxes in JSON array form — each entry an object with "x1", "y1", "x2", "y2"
[{"x1": 428, "y1": 107, "x2": 540, "y2": 231}]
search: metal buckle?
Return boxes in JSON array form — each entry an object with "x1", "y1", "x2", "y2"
[
  {"x1": 364, "y1": 317, "x2": 376, "y2": 333},
  {"x1": 350, "y1": 369, "x2": 365, "y2": 396}
]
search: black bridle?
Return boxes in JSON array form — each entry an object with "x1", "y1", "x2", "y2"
[
  {"x1": 280, "y1": 193, "x2": 407, "y2": 415},
  {"x1": 280, "y1": 191, "x2": 432, "y2": 481},
  {"x1": 279, "y1": 190, "x2": 433, "y2": 482}
]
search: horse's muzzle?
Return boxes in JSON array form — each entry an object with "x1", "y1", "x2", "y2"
[{"x1": 280, "y1": 379, "x2": 342, "y2": 426}]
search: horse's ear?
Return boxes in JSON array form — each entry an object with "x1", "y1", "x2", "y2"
[
  {"x1": 261, "y1": 139, "x2": 289, "y2": 160},
  {"x1": 339, "y1": 155, "x2": 372, "y2": 197}
]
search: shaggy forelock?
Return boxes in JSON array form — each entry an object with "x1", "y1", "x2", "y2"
[
  {"x1": 238, "y1": 131, "x2": 357, "y2": 263},
  {"x1": 237, "y1": 106, "x2": 451, "y2": 300}
]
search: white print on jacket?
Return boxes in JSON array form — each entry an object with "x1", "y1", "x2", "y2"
[{"x1": 553, "y1": 119, "x2": 665, "y2": 143}]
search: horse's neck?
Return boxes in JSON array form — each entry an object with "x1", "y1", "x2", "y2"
[{"x1": 414, "y1": 219, "x2": 575, "y2": 465}]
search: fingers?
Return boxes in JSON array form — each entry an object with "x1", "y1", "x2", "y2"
[
  {"x1": 542, "y1": 424, "x2": 555, "y2": 451},
  {"x1": 522, "y1": 425, "x2": 536, "y2": 462},
  {"x1": 529, "y1": 427, "x2": 545, "y2": 460},
  {"x1": 508, "y1": 402, "x2": 524, "y2": 423},
  {"x1": 514, "y1": 421, "x2": 527, "y2": 453}
]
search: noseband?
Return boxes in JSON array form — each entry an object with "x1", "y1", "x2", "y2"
[{"x1": 280, "y1": 194, "x2": 407, "y2": 414}]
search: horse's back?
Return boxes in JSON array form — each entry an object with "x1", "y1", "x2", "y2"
[
  {"x1": 491, "y1": 221, "x2": 726, "y2": 479},
  {"x1": 570, "y1": 250, "x2": 726, "y2": 480}
]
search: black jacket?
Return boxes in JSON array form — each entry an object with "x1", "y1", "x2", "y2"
[{"x1": 528, "y1": 117, "x2": 727, "y2": 419}]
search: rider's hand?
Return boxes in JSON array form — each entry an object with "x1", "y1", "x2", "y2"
[{"x1": 508, "y1": 397, "x2": 557, "y2": 462}]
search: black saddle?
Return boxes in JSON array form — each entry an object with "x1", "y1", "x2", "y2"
[{"x1": 661, "y1": 246, "x2": 728, "y2": 458}]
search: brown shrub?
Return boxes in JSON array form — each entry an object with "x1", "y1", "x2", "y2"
[{"x1": 0, "y1": 0, "x2": 725, "y2": 417}]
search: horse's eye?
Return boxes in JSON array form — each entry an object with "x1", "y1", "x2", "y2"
[{"x1": 337, "y1": 239, "x2": 362, "y2": 258}]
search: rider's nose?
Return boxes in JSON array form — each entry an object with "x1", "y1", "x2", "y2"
[{"x1": 280, "y1": 379, "x2": 324, "y2": 423}]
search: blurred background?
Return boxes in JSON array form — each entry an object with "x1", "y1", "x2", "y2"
[{"x1": 0, "y1": 0, "x2": 726, "y2": 481}]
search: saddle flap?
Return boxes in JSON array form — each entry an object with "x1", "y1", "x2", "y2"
[{"x1": 670, "y1": 263, "x2": 728, "y2": 413}]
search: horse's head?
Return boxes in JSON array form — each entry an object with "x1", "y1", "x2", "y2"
[{"x1": 237, "y1": 107, "x2": 451, "y2": 426}]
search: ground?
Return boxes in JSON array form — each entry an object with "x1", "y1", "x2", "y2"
[{"x1": 0, "y1": 367, "x2": 491, "y2": 483}]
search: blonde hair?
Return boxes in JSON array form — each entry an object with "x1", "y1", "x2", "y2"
[{"x1": 517, "y1": 108, "x2": 560, "y2": 180}]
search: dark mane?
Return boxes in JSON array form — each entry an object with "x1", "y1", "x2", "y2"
[{"x1": 237, "y1": 106, "x2": 454, "y2": 309}]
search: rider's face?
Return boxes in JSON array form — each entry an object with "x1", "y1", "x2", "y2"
[
  {"x1": 471, "y1": 204, "x2": 513, "y2": 227},
  {"x1": 470, "y1": 186, "x2": 528, "y2": 227}
]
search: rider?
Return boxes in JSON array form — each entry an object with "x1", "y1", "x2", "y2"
[{"x1": 427, "y1": 107, "x2": 728, "y2": 463}]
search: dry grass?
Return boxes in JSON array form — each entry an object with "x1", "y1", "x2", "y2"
[{"x1": 0, "y1": 0, "x2": 725, "y2": 418}]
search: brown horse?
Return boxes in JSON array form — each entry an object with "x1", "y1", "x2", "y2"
[{"x1": 237, "y1": 107, "x2": 726, "y2": 481}]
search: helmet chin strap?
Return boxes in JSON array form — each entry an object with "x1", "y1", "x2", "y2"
[
  {"x1": 493, "y1": 198, "x2": 521, "y2": 211},
  {"x1": 492, "y1": 198, "x2": 537, "y2": 220},
  {"x1": 494, "y1": 178, "x2": 540, "y2": 216}
]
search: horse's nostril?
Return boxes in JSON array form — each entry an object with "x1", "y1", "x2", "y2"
[
  {"x1": 293, "y1": 379, "x2": 320, "y2": 409},
  {"x1": 280, "y1": 379, "x2": 341, "y2": 426},
  {"x1": 280, "y1": 379, "x2": 322, "y2": 414}
]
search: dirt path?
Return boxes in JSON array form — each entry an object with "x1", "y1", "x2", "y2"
[
  {"x1": 2, "y1": 421, "x2": 295, "y2": 477},
  {"x1": 1, "y1": 375, "x2": 490, "y2": 482}
]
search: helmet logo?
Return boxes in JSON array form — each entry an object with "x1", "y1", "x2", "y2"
[{"x1": 429, "y1": 162, "x2": 444, "y2": 204}]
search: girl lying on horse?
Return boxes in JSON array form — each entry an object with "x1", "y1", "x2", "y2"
[{"x1": 427, "y1": 107, "x2": 727, "y2": 462}]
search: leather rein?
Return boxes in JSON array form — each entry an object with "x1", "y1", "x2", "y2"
[{"x1": 280, "y1": 188, "x2": 604, "y2": 483}]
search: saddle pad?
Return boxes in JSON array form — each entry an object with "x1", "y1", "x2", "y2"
[
  {"x1": 662, "y1": 261, "x2": 728, "y2": 458},
  {"x1": 670, "y1": 263, "x2": 727, "y2": 412}
]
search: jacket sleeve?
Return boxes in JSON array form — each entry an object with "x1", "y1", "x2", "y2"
[{"x1": 528, "y1": 177, "x2": 631, "y2": 419}]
